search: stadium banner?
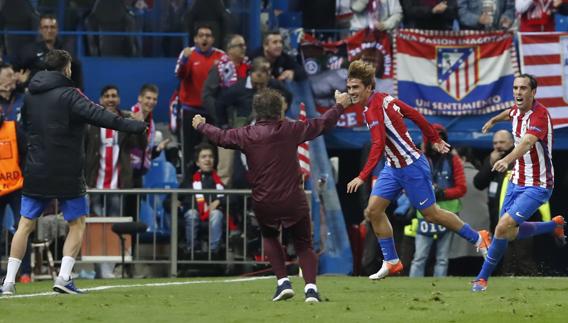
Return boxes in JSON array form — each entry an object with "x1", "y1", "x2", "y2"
[
  {"x1": 300, "y1": 28, "x2": 392, "y2": 128},
  {"x1": 519, "y1": 32, "x2": 568, "y2": 129},
  {"x1": 395, "y1": 29, "x2": 517, "y2": 116}
]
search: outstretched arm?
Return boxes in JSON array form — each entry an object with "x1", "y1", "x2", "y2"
[
  {"x1": 482, "y1": 109, "x2": 511, "y2": 133},
  {"x1": 492, "y1": 134, "x2": 537, "y2": 172},
  {"x1": 194, "y1": 114, "x2": 244, "y2": 150},
  {"x1": 292, "y1": 104, "x2": 344, "y2": 143},
  {"x1": 67, "y1": 88, "x2": 146, "y2": 133}
]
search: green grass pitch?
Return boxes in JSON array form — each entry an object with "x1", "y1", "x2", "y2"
[{"x1": 1, "y1": 276, "x2": 566, "y2": 322}]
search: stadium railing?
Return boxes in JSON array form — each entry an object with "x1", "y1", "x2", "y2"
[{"x1": 0, "y1": 188, "x2": 311, "y2": 278}]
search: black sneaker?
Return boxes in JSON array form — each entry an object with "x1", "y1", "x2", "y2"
[
  {"x1": 272, "y1": 280, "x2": 294, "y2": 301},
  {"x1": 304, "y1": 288, "x2": 321, "y2": 303}
]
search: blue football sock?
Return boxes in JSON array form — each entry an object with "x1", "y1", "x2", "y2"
[
  {"x1": 516, "y1": 221, "x2": 557, "y2": 240},
  {"x1": 476, "y1": 238, "x2": 508, "y2": 281},
  {"x1": 457, "y1": 223, "x2": 479, "y2": 245},
  {"x1": 378, "y1": 238, "x2": 399, "y2": 262}
]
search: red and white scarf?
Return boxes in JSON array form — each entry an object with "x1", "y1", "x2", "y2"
[
  {"x1": 217, "y1": 54, "x2": 250, "y2": 88},
  {"x1": 527, "y1": 0, "x2": 552, "y2": 22},
  {"x1": 192, "y1": 170, "x2": 224, "y2": 221}
]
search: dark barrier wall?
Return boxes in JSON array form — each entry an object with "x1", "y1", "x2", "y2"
[{"x1": 83, "y1": 57, "x2": 178, "y2": 122}]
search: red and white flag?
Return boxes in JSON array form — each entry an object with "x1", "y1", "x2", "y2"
[
  {"x1": 297, "y1": 102, "x2": 311, "y2": 179},
  {"x1": 519, "y1": 32, "x2": 568, "y2": 128}
]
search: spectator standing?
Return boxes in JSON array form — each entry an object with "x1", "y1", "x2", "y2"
[
  {"x1": 130, "y1": 84, "x2": 168, "y2": 188},
  {"x1": 215, "y1": 57, "x2": 292, "y2": 133},
  {"x1": 215, "y1": 58, "x2": 292, "y2": 186},
  {"x1": 0, "y1": 49, "x2": 146, "y2": 295},
  {"x1": 408, "y1": 124, "x2": 466, "y2": 277},
  {"x1": 351, "y1": 0, "x2": 403, "y2": 32},
  {"x1": 175, "y1": 24, "x2": 224, "y2": 175},
  {"x1": 202, "y1": 34, "x2": 250, "y2": 186},
  {"x1": 12, "y1": 14, "x2": 83, "y2": 89},
  {"x1": 185, "y1": 0, "x2": 231, "y2": 49},
  {"x1": 202, "y1": 34, "x2": 250, "y2": 122},
  {"x1": 84, "y1": 85, "x2": 147, "y2": 279},
  {"x1": 402, "y1": 0, "x2": 458, "y2": 30},
  {"x1": 251, "y1": 31, "x2": 307, "y2": 82},
  {"x1": 458, "y1": 0, "x2": 515, "y2": 30},
  {"x1": 85, "y1": 85, "x2": 147, "y2": 216},
  {"x1": 516, "y1": 0, "x2": 566, "y2": 32}
]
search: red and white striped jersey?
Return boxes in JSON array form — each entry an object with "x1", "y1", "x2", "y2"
[
  {"x1": 95, "y1": 128, "x2": 120, "y2": 189},
  {"x1": 509, "y1": 101, "x2": 554, "y2": 189},
  {"x1": 359, "y1": 92, "x2": 440, "y2": 180}
]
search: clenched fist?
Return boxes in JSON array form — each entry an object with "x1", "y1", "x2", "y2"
[{"x1": 192, "y1": 114, "x2": 206, "y2": 129}]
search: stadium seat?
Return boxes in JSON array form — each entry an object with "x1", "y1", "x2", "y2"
[
  {"x1": 84, "y1": 0, "x2": 138, "y2": 56},
  {"x1": 139, "y1": 152, "x2": 179, "y2": 242},
  {"x1": 0, "y1": 0, "x2": 39, "y2": 60}
]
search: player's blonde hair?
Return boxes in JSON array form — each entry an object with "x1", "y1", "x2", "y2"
[{"x1": 348, "y1": 60, "x2": 375, "y2": 87}]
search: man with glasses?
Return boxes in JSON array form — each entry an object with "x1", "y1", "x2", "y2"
[{"x1": 202, "y1": 34, "x2": 250, "y2": 186}]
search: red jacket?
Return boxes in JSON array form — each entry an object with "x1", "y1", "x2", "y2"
[
  {"x1": 442, "y1": 153, "x2": 467, "y2": 200},
  {"x1": 175, "y1": 47, "x2": 224, "y2": 108}
]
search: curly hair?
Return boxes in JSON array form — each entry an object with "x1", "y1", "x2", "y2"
[{"x1": 253, "y1": 88, "x2": 284, "y2": 121}]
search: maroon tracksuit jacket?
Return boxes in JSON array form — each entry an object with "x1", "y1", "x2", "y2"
[{"x1": 197, "y1": 105, "x2": 343, "y2": 229}]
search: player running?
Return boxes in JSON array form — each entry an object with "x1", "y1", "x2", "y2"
[
  {"x1": 472, "y1": 74, "x2": 565, "y2": 292},
  {"x1": 342, "y1": 60, "x2": 491, "y2": 280}
]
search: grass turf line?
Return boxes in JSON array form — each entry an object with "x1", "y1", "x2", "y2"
[{"x1": 1, "y1": 276, "x2": 566, "y2": 323}]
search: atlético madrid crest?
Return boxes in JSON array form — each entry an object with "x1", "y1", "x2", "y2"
[{"x1": 436, "y1": 46, "x2": 479, "y2": 101}]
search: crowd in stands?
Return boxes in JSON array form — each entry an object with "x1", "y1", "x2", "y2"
[{"x1": 1, "y1": 0, "x2": 567, "y2": 278}]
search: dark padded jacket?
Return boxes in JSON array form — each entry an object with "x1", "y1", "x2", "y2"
[{"x1": 21, "y1": 71, "x2": 147, "y2": 198}]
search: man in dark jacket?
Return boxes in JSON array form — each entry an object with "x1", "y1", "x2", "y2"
[
  {"x1": 1, "y1": 49, "x2": 146, "y2": 296},
  {"x1": 10, "y1": 13, "x2": 83, "y2": 89},
  {"x1": 214, "y1": 57, "x2": 292, "y2": 186},
  {"x1": 215, "y1": 57, "x2": 293, "y2": 129},
  {"x1": 474, "y1": 129, "x2": 514, "y2": 233},
  {"x1": 193, "y1": 88, "x2": 346, "y2": 303},
  {"x1": 402, "y1": 0, "x2": 458, "y2": 30},
  {"x1": 250, "y1": 31, "x2": 307, "y2": 82}
]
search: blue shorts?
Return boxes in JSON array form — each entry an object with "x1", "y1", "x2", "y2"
[
  {"x1": 500, "y1": 182, "x2": 552, "y2": 224},
  {"x1": 371, "y1": 155, "x2": 435, "y2": 210},
  {"x1": 21, "y1": 195, "x2": 89, "y2": 222}
]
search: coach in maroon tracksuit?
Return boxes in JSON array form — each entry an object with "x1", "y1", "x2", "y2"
[{"x1": 193, "y1": 88, "x2": 347, "y2": 303}]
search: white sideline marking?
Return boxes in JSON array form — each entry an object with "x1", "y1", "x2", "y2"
[{"x1": 1, "y1": 276, "x2": 273, "y2": 300}]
